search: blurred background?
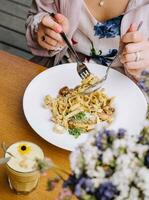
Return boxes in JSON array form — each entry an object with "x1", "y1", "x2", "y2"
[{"x1": 0, "y1": 0, "x2": 32, "y2": 60}]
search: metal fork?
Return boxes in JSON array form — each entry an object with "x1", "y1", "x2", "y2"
[
  {"x1": 60, "y1": 32, "x2": 91, "y2": 79},
  {"x1": 50, "y1": 13, "x2": 90, "y2": 79},
  {"x1": 84, "y1": 20, "x2": 143, "y2": 94},
  {"x1": 84, "y1": 52, "x2": 120, "y2": 94}
]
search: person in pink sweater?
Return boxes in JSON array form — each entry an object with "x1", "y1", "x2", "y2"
[{"x1": 26, "y1": 0, "x2": 149, "y2": 80}]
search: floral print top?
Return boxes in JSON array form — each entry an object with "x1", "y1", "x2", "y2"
[{"x1": 72, "y1": 1, "x2": 123, "y2": 67}]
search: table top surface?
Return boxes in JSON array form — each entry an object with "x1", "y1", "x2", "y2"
[{"x1": 0, "y1": 51, "x2": 76, "y2": 200}]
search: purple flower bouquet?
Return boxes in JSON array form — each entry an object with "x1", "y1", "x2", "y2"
[{"x1": 60, "y1": 127, "x2": 149, "y2": 200}]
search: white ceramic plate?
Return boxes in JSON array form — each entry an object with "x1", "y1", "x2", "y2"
[{"x1": 23, "y1": 63, "x2": 147, "y2": 151}]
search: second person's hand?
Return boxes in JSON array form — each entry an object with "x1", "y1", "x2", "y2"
[
  {"x1": 120, "y1": 23, "x2": 149, "y2": 80},
  {"x1": 37, "y1": 13, "x2": 69, "y2": 51}
]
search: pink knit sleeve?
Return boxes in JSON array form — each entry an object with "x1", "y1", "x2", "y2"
[{"x1": 25, "y1": 0, "x2": 61, "y2": 57}]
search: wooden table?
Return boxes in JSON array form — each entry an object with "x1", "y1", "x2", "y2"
[{"x1": 0, "y1": 51, "x2": 75, "y2": 200}]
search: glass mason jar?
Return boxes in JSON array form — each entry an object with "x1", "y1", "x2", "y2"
[{"x1": 5, "y1": 141, "x2": 44, "y2": 194}]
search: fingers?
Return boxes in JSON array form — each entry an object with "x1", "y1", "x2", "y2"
[
  {"x1": 54, "y1": 13, "x2": 69, "y2": 33},
  {"x1": 37, "y1": 16, "x2": 66, "y2": 51},
  {"x1": 42, "y1": 13, "x2": 69, "y2": 33},
  {"x1": 125, "y1": 68, "x2": 142, "y2": 81},
  {"x1": 42, "y1": 15, "x2": 62, "y2": 33},
  {"x1": 44, "y1": 34, "x2": 58, "y2": 46},
  {"x1": 37, "y1": 13, "x2": 69, "y2": 50},
  {"x1": 121, "y1": 50, "x2": 149, "y2": 69},
  {"x1": 120, "y1": 52, "x2": 136, "y2": 63},
  {"x1": 43, "y1": 28, "x2": 66, "y2": 49},
  {"x1": 122, "y1": 31, "x2": 146, "y2": 43},
  {"x1": 37, "y1": 30, "x2": 61, "y2": 51},
  {"x1": 45, "y1": 29, "x2": 65, "y2": 46},
  {"x1": 124, "y1": 59, "x2": 149, "y2": 70},
  {"x1": 121, "y1": 51, "x2": 143, "y2": 64},
  {"x1": 39, "y1": 34, "x2": 65, "y2": 51},
  {"x1": 38, "y1": 36, "x2": 57, "y2": 51},
  {"x1": 121, "y1": 23, "x2": 149, "y2": 80},
  {"x1": 127, "y1": 23, "x2": 138, "y2": 32},
  {"x1": 123, "y1": 41, "x2": 149, "y2": 54}
]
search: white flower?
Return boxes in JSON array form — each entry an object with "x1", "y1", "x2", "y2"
[
  {"x1": 123, "y1": 168, "x2": 135, "y2": 181},
  {"x1": 137, "y1": 167, "x2": 149, "y2": 188},
  {"x1": 96, "y1": 166, "x2": 105, "y2": 178},
  {"x1": 111, "y1": 171, "x2": 130, "y2": 186},
  {"x1": 83, "y1": 146, "x2": 99, "y2": 171},
  {"x1": 126, "y1": 140, "x2": 137, "y2": 152},
  {"x1": 113, "y1": 139, "x2": 126, "y2": 150},
  {"x1": 85, "y1": 134, "x2": 96, "y2": 146},
  {"x1": 102, "y1": 148, "x2": 114, "y2": 164},
  {"x1": 134, "y1": 144, "x2": 148, "y2": 158},
  {"x1": 117, "y1": 183, "x2": 129, "y2": 199},
  {"x1": 128, "y1": 187, "x2": 139, "y2": 200},
  {"x1": 70, "y1": 149, "x2": 84, "y2": 177},
  {"x1": 89, "y1": 167, "x2": 106, "y2": 188},
  {"x1": 116, "y1": 154, "x2": 131, "y2": 168},
  {"x1": 113, "y1": 139, "x2": 127, "y2": 157},
  {"x1": 86, "y1": 166, "x2": 105, "y2": 179},
  {"x1": 91, "y1": 178, "x2": 101, "y2": 188}
]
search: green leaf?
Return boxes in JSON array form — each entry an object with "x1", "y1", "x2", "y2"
[
  {"x1": 82, "y1": 194, "x2": 96, "y2": 200},
  {"x1": 35, "y1": 158, "x2": 54, "y2": 173},
  {"x1": 0, "y1": 157, "x2": 10, "y2": 165},
  {"x1": 72, "y1": 112, "x2": 87, "y2": 121},
  {"x1": 68, "y1": 128, "x2": 82, "y2": 138}
]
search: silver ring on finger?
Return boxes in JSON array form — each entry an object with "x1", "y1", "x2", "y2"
[{"x1": 134, "y1": 51, "x2": 141, "y2": 62}]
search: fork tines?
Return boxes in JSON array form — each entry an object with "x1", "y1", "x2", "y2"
[
  {"x1": 79, "y1": 69, "x2": 90, "y2": 79},
  {"x1": 78, "y1": 63, "x2": 91, "y2": 79}
]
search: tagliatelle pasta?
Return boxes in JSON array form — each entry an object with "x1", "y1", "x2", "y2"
[{"x1": 44, "y1": 74, "x2": 115, "y2": 138}]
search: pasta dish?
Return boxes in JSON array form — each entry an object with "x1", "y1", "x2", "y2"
[{"x1": 44, "y1": 74, "x2": 115, "y2": 138}]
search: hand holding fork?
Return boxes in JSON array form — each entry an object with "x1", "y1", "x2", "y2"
[
  {"x1": 84, "y1": 21, "x2": 143, "y2": 93},
  {"x1": 120, "y1": 21, "x2": 146, "y2": 80},
  {"x1": 50, "y1": 13, "x2": 143, "y2": 92}
]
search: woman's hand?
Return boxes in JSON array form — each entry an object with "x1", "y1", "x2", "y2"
[
  {"x1": 120, "y1": 24, "x2": 149, "y2": 80},
  {"x1": 37, "y1": 13, "x2": 69, "y2": 51}
]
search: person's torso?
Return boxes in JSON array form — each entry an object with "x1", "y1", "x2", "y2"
[{"x1": 72, "y1": 1, "x2": 123, "y2": 67}]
